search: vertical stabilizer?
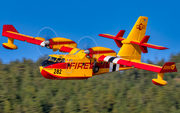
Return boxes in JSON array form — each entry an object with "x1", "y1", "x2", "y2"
[{"x1": 117, "y1": 16, "x2": 148, "y2": 61}]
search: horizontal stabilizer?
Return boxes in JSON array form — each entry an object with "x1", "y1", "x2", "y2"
[
  {"x1": 99, "y1": 30, "x2": 125, "y2": 47},
  {"x1": 130, "y1": 35, "x2": 168, "y2": 53}
]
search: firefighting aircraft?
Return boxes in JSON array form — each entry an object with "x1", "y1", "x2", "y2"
[{"x1": 2, "y1": 16, "x2": 177, "y2": 86}]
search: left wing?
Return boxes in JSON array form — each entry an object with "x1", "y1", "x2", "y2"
[
  {"x1": 98, "y1": 55, "x2": 177, "y2": 73},
  {"x1": 98, "y1": 55, "x2": 177, "y2": 86}
]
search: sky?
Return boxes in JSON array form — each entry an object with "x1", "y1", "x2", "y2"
[{"x1": 0, "y1": 0, "x2": 180, "y2": 64}]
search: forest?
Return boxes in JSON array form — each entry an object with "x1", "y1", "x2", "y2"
[{"x1": 0, "y1": 53, "x2": 180, "y2": 113}]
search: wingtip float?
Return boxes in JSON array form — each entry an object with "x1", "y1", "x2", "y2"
[{"x1": 2, "y1": 16, "x2": 177, "y2": 86}]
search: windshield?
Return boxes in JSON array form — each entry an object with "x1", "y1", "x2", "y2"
[
  {"x1": 49, "y1": 57, "x2": 57, "y2": 62},
  {"x1": 45, "y1": 56, "x2": 65, "y2": 63},
  {"x1": 46, "y1": 56, "x2": 51, "y2": 60}
]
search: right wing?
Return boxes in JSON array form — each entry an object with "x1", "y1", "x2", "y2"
[{"x1": 2, "y1": 25, "x2": 77, "y2": 51}]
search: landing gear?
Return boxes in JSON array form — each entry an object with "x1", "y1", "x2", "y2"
[{"x1": 93, "y1": 65, "x2": 99, "y2": 73}]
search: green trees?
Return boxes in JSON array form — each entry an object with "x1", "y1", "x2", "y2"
[{"x1": 0, "y1": 53, "x2": 179, "y2": 113}]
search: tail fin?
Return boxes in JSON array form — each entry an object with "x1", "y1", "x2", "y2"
[
  {"x1": 2, "y1": 25, "x2": 18, "y2": 50},
  {"x1": 99, "y1": 16, "x2": 168, "y2": 61},
  {"x1": 117, "y1": 16, "x2": 148, "y2": 61}
]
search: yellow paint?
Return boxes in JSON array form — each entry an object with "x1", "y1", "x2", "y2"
[
  {"x1": 7, "y1": 31, "x2": 34, "y2": 38},
  {"x1": 8, "y1": 37, "x2": 14, "y2": 44},
  {"x1": 3, "y1": 43, "x2": 18, "y2": 49},
  {"x1": 35, "y1": 37, "x2": 45, "y2": 41},
  {"x1": 41, "y1": 53, "x2": 93, "y2": 78},
  {"x1": 91, "y1": 47, "x2": 113, "y2": 51},
  {"x1": 90, "y1": 47, "x2": 116, "y2": 61},
  {"x1": 51, "y1": 37, "x2": 77, "y2": 50},
  {"x1": 152, "y1": 73, "x2": 167, "y2": 86},
  {"x1": 118, "y1": 16, "x2": 148, "y2": 61},
  {"x1": 51, "y1": 37, "x2": 73, "y2": 42},
  {"x1": 3, "y1": 37, "x2": 18, "y2": 49},
  {"x1": 39, "y1": 66, "x2": 43, "y2": 72},
  {"x1": 69, "y1": 48, "x2": 80, "y2": 54}
]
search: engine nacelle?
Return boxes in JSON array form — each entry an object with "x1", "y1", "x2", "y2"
[{"x1": 2, "y1": 43, "x2": 18, "y2": 50}]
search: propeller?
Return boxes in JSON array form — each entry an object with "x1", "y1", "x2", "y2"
[
  {"x1": 77, "y1": 36, "x2": 98, "y2": 58},
  {"x1": 77, "y1": 36, "x2": 97, "y2": 50},
  {"x1": 36, "y1": 27, "x2": 58, "y2": 57}
]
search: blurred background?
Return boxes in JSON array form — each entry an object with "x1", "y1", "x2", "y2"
[{"x1": 0, "y1": 0, "x2": 180, "y2": 112}]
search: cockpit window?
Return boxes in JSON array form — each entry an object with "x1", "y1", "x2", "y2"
[
  {"x1": 50, "y1": 57, "x2": 57, "y2": 62},
  {"x1": 46, "y1": 56, "x2": 51, "y2": 60}
]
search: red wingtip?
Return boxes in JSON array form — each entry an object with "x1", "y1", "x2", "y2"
[
  {"x1": 160, "y1": 62, "x2": 177, "y2": 73},
  {"x1": 2, "y1": 25, "x2": 18, "y2": 33}
]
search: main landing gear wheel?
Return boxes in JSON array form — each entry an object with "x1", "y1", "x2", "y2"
[{"x1": 93, "y1": 65, "x2": 99, "y2": 73}]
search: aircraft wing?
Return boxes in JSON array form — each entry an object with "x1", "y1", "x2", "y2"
[
  {"x1": 2, "y1": 25, "x2": 44, "y2": 45},
  {"x1": 2, "y1": 25, "x2": 77, "y2": 50},
  {"x1": 98, "y1": 55, "x2": 177, "y2": 73}
]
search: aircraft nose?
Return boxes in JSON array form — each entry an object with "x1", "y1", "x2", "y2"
[
  {"x1": 40, "y1": 67, "x2": 57, "y2": 80},
  {"x1": 39, "y1": 66, "x2": 43, "y2": 73}
]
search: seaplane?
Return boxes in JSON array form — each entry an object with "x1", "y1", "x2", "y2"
[{"x1": 2, "y1": 16, "x2": 177, "y2": 86}]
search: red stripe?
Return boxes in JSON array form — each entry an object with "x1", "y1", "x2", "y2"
[
  {"x1": 49, "y1": 39, "x2": 76, "y2": 45},
  {"x1": 117, "y1": 59, "x2": 162, "y2": 73},
  {"x1": 59, "y1": 46, "x2": 73, "y2": 53},
  {"x1": 88, "y1": 48, "x2": 116, "y2": 55},
  {"x1": 45, "y1": 63, "x2": 67, "y2": 69},
  {"x1": 2, "y1": 32, "x2": 43, "y2": 45},
  {"x1": 141, "y1": 43, "x2": 168, "y2": 50},
  {"x1": 41, "y1": 69, "x2": 58, "y2": 80},
  {"x1": 98, "y1": 34, "x2": 116, "y2": 39},
  {"x1": 93, "y1": 50, "x2": 115, "y2": 54},
  {"x1": 130, "y1": 41, "x2": 140, "y2": 45},
  {"x1": 96, "y1": 62, "x2": 109, "y2": 68},
  {"x1": 98, "y1": 55, "x2": 106, "y2": 61},
  {"x1": 41, "y1": 69, "x2": 90, "y2": 80}
]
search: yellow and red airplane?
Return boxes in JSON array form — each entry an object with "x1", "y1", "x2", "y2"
[{"x1": 2, "y1": 16, "x2": 177, "y2": 86}]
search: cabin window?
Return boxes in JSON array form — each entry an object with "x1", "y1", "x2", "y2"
[
  {"x1": 57, "y1": 58, "x2": 61, "y2": 63},
  {"x1": 61, "y1": 58, "x2": 65, "y2": 63}
]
